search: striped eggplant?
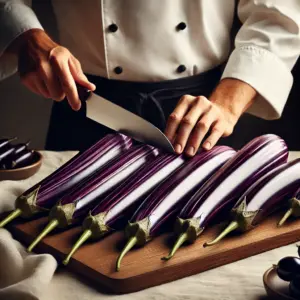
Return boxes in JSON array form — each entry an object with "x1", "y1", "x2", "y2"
[
  {"x1": 10, "y1": 150, "x2": 35, "y2": 169},
  {"x1": 27, "y1": 145, "x2": 158, "y2": 252},
  {"x1": 116, "y1": 146, "x2": 236, "y2": 270},
  {"x1": 0, "y1": 145, "x2": 16, "y2": 162},
  {"x1": 164, "y1": 134, "x2": 288, "y2": 260},
  {"x1": 13, "y1": 140, "x2": 31, "y2": 156},
  {"x1": 0, "y1": 137, "x2": 16, "y2": 150},
  {"x1": 205, "y1": 158, "x2": 300, "y2": 246},
  {"x1": 62, "y1": 152, "x2": 187, "y2": 265},
  {"x1": 0, "y1": 133, "x2": 132, "y2": 228}
]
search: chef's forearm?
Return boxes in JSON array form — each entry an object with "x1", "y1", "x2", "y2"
[
  {"x1": 209, "y1": 78, "x2": 257, "y2": 120},
  {"x1": 0, "y1": 0, "x2": 43, "y2": 80}
]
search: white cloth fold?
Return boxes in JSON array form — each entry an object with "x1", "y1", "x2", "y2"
[{"x1": 0, "y1": 151, "x2": 299, "y2": 300}]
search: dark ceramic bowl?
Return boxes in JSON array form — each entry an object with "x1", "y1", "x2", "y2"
[
  {"x1": 263, "y1": 266, "x2": 296, "y2": 300},
  {"x1": 0, "y1": 151, "x2": 42, "y2": 181}
]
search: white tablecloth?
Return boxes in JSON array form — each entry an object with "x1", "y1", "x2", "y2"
[{"x1": 1, "y1": 151, "x2": 300, "y2": 300}]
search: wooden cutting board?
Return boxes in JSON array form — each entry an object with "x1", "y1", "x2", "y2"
[{"x1": 6, "y1": 213, "x2": 300, "y2": 294}]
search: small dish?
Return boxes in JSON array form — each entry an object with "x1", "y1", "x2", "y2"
[
  {"x1": 0, "y1": 151, "x2": 42, "y2": 181},
  {"x1": 263, "y1": 266, "x2": 296, "y2": 300}
]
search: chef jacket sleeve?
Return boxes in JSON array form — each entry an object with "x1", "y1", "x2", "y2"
[
  {"x1": 221, "y1": 0, "x2": 300, "y2": 120},
  {"x1": 0, "y1": 0, "x2": 43, "y2": 81}
]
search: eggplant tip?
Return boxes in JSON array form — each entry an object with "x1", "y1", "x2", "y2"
[
  {"x1": 62, "y1": 258, "x2": 70, "y2": 266},
  {"x1": 0, "y1": 209, "x2": 22, "y2": 228},
  {"x1": 161, "y1": 254, "x2": 173, "y2": 261},
  {"x1": 62, "y1": 229, "x2": 92, "y2": 266},
  {"x1": 278, "y1": 208, "x2": 293, "y2": 227},
  {"x1": 27, "y1": 219, "x2": 59, "y2": 252},
  {"x1": 162, "y1": 232, "x2": 189, "y2": 261},
  {"x1": 204, "y1": 221, "x2": 239, "y2": 247},
  {"x1": 115, "y1": 236, "x2": 138, "y2": 272}
]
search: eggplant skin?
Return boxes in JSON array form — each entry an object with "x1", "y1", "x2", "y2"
[
  {"x1": 179, "y1": 134, "x2": 288, "y2": 228},
  {"x1": 23, "y1": 133, "x2": 132, "y2": 210},
  {"x1": 130, "y1": 146, "x2": 236, "y2": 236},
  {"x1": 235, "y1": 158, "x2": 300, "y2": 226}
]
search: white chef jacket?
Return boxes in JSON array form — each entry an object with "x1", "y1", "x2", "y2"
[{"x1": 0, "y1": 0, "x2": 300, "y2": 120}]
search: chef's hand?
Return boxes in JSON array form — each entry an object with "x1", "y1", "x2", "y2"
[
  {"x1": 7, "y1": 29, "x2": 95, "y2": 111},
  {"x1": 165, "y1": 78, "x2": 257, "y2": 156}
]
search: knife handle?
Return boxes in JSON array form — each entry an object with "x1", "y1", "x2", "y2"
[{"x1": 76, "y1": 84, "x2": 91, "y2": 102}]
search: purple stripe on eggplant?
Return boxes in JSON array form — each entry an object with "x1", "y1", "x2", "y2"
[
  {"x1": 62, "y1": 152, "x2": 186, "y2": 265},
  {"x1": 27, "y1": 145, "x2": 158, "y2": 252},
  {"x1": 115, "y1": 146, "x2": 236, "y2": 270},
  {"x1": 179, "y1": 135, "x2": 288, "y2": 226},
  {"x1": 205, "y1": 158, "x2": 300, "y2": 246},
  {"x1": 164, "y1": 134, "x2": 288, "y2": 260},
  {"x1": 0, "y1": 133, "x2": 132, "y2": 228},
  {"x1": 131, "y1": 146, "x2": 236, "y2": 237}
]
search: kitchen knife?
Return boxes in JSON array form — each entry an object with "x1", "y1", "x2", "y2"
[{"x1": 77, "y1": 86, "x2": 175, "y2": 153}]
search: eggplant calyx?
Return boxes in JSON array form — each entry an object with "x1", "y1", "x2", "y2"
[
  {"x1": 15, "y1": 186, "x2": 45, "y2": 218},
  {"x1": 231, "y1": 199, "x2": 258, "y2": 232},
  {"x1": 49, "y1": 202, "x2": 76, "y2": 227},
  {"x1": 204, "y1": 200, "x2": 258, "y2": 247},
  {"x1": 82, "y1": 211, "x2": 111, "y2": 239},
  {"x1": 162, "y1": 218, "x2": 203, "y2": 261},
  {"x1": 125, "y1": 217, "x2": 152, "y2": 246},
  {"x1": 62, "y1": 229, "x2": 92, "y2": 266},
  {"x1": 278, "y1": 198, "x2": 300, "y2": 227},
  {"x1": 115, "y1": 218, "x2": 152, "y2": 272},
  {"x1": 27, "y1": 219, "x2": 59, "y2": 252}
]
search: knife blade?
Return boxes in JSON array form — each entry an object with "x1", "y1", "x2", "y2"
[{"x1": 77, "y1": 86, "x2": 175, "y2": 153}]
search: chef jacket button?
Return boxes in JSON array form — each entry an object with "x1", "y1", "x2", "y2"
[
  {"x1": 108, "y1": 23, "x2": 118, "y2": 32},
  {"x1": 114, "y1": 66, "x2": 123, "y2": 74},
  {"x1": 177, "y1": 22, "x2": 187, "y2": 31},
  {"x1": 177, "y1": 65, "x2": 186, "y2": 73}
]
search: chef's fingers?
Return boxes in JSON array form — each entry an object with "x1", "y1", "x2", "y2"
[
  {"x1": 185, "y1": 105, "x2": 219, "y2": 156},
  {"x1": 38, "y1": 60, "x2": 65, "y2": 101},
  {"x1": 69, "y1": 57, "x2": 96, "y2": 91},
  {"x1": 202, "y1": 121, "x2": 225, "y2": 150},
  {"x1": 49, "y1": 50, "x2": 81, "y2": 111},
  {"x1": 165, "y1": 95, "x2": 194, "y2": 145},
  {"x1": 173, "y1": 96, "x2": 210, "y2": 154}
]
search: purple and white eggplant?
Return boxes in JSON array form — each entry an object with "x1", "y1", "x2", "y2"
[
  {"x1": 0, "y1": 133, "x2": 132, "y2": 228},
  {"x1": 116, "y1": 146, "x2": 236, "y2": 270},
  {"x1": 27, "y1": 145, "x2": 158, "y2": 252},
  {"x1": 62, "y1": 152, "x2": 187, "y2": 265},
  {"x1": 0, "y1": 137, "x2": 16, "y2": 150},
  {"x1": 205, "y1": 158, "x2": 300, "y2": 246},
  {"x1": 164, "y1": 134, "x2": 288, "y2": 260}
]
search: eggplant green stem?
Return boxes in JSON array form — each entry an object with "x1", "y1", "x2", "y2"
[
  {"x1": 278, "y1": 208, "x2": 293, "y2": 227},
  {"x1": 116, "y1": 236, "x2": 137, "y2": 272},
  {"x1": 161, "y1": 232, "x2": 188, "y2": 261},
  {"x1": 27, "y1": 219, "x2": 59, "y2": 252},
  {"x1": 0, "y1": 209, "x2": 22, "y2": 228},
  {"x1": 62, "y1": 229, "x2": 92, "y2": 266},
  {"x1": 203, "y1": 221, "x2": 239, "y2": 247}
]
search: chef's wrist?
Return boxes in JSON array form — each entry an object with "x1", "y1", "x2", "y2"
[
  {"x1": 209, "y1": 78, "x2": 257, "y2": 119},
  {"x1": 7, "y1": 29, "x2": 55, "y2": 56}
]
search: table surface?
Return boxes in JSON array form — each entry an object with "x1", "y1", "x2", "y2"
[{"x1": 2, "y1": 150, "x2": 300, "y2": 300}]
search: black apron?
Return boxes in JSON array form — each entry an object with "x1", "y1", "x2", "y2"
[{"x1": 45, "y1": 67, "x2": 222, "y2": 151}]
